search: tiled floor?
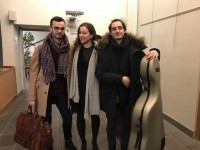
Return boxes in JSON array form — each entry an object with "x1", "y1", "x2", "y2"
[{"x1": 1, "y1": 80, "x2": 200, "y2": 150}]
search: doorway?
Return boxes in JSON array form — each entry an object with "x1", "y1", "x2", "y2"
[{"x1": 18, "y1": 25, "x2": 49, "y2": 89}]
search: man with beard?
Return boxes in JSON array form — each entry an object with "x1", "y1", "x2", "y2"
[{"x1": 28, "y1": 16, "x2": 77, "y2": 150}]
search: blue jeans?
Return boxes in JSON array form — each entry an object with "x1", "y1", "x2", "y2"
[{"x1": 45, "y1": 89, "x2": 72, "y2": 141}]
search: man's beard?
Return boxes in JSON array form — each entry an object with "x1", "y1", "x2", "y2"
[{"x1": 55, "y1": 35, "x2": 63, "y2": 39}]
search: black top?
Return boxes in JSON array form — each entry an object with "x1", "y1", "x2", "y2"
[
  {"x1": 49, "y1": 48, "x2": 67, "y2": 93},
  {"x1": 72, "y1": 45, "x2": 93, "y2": 114}
]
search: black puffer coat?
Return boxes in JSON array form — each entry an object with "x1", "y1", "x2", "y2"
[{"x1": 96, "y1": 33, "x2": 154, "y2": 116}]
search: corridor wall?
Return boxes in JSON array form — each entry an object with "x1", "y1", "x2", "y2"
[{"x1": 137, "y1": 0, "x2": 200, "y2": 135}]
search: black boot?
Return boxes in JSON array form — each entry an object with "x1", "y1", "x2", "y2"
[
  {"x1": 109, "y1": 146, "x2": 116, "y2": 150},
  {"x1": 65, "y1": 140, "x2": 77, "y2": 150},
  {"x1": 47, "y1": 146, "x2": 53, "y2": 150},
  {"x1": 121, "y1": 145, "x2": 128, "y2": 150},
  {"x1": 81, "y1": 140, "x2": 87, "y2": 150},
  {"x1": 92, "y1": 140, "x2": 99, "y2": 150},
  {"x1": 81, "y1": 143, "x2": 87, "y2": 150}
]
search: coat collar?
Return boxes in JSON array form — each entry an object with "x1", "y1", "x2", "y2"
[{"x1": 97, "y1": 32, "x2": 146, "y2": 50}]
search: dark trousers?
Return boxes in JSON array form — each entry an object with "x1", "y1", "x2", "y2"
[
  {"x1": 77, "y1": 113, "x2": 100, "y2": 144},
  {"x1": 45, "y1": 90, "x2": 72, "y2": 141},
  {"x1": 106, "y1": 104, "x2": 132, "y2": 150}
]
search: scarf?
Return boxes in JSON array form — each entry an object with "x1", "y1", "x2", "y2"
[
  {"x1": 110, "y1": 34, "x2": 130, "y2": 75},
  {"x1": 69, "y1": 49, "x2": 80, "y2": 103},
  {"x1": 110, "y1": 34, "x2": 129, "y2": 51},
  {"x1": 40, "y1": 33, "x2": 70, "y2": 83},
  {"x1": 69, "y1": 45, "x2": 100, "y2": 119}
]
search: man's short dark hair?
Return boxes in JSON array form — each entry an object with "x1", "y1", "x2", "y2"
[
  {"x1": 108, "y1": 19, "x2": 126, "y2": 32},
  {"x1": 50, "y1": 16, "x2": 65, "y2": 27}
]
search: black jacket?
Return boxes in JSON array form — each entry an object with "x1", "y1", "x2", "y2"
[{"x1": 95, "y1": 33, "x2": 159, "y2": 116}]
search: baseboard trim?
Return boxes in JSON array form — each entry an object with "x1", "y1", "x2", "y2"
[
  {"x1": 0, "y1": 89, "x2": 24, "y2": 113},
  {"x1": 16, "y1": 89, "x2": 24, "y2": 97},
  {"x1": 163, "y1": 113, "x2": 194, "y2": 138}
]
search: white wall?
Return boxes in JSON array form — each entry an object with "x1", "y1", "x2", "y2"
[
  {"x1": 6, "y1": 0, "x2": 127, "y2": 35},
  {"x1": 0, "y1": 0, "x2": 128, "y2": 94},
  {"x1": 137, "y1": 0, "x2": 200, "y2": 132}
]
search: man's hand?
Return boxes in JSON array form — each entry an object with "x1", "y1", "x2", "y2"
[
  {"x1": 29, "y1": 100, "x2": 36, "y2": 107},
  {"x1": 122, "y1": 76, "x2": 130, "y2": 88},
  {"x1": 146, "y1": 50, "x2": 159, "y2": 60}
]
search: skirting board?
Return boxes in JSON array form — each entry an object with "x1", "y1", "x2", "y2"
[{"x1": 163, "y1": 113, "x2": 194, "y2": 138}]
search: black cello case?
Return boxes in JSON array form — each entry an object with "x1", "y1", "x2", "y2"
[{"x1": 128, "y1": 57, "x2": 165, "y2": 150}]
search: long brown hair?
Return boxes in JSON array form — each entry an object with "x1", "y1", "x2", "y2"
[{"x1": 72, "y1": 22, "x2": 97, "y2": 51}]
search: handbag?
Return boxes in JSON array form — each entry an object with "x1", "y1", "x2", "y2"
[{"x1": 14, "y1": 105, "x2": 54, "y2": 150}]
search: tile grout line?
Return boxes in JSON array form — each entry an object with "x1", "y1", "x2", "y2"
[{"x1": 0, "y1": 97, "x2": 25, "y2": 137}]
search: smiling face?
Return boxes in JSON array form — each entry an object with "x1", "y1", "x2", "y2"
[
  {"x1": 110, "y1": 21, "x2": 126, "y2": 44},
  {"x1": 79, "y1": 26, "x2": 93, "y2": 46}
]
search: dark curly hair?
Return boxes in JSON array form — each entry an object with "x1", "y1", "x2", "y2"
[
  {"x1": 50, "y1": 16, "x2": 65, "y2": 27},
  {"x1": 108, "y1": 19, "x2": 126, "y2": 32}
]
